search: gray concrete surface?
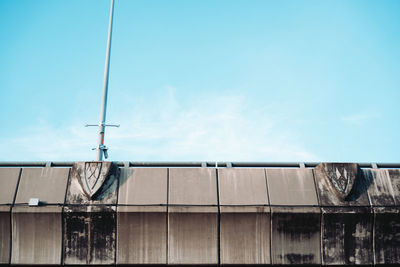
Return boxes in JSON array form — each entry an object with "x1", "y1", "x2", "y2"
[
  {"x1": 321, "y1": 207, "x2": 373, "y2": 265},
  {"x1": 219, "y1": 168, "x2": 268, "y2": 205},
  {"x1": 169, "y1": 168, "x2": 217, "y2": 205},
  {"x1": 0, "y1": 206, "x2": 10, "y2": 264},
  {"x1": 15, "y1": 167, "x2": 69, "y2": 204},
  {"x1": 63, "y1": 206, "x2": 116, "y2": 265},
  {"x1": 220, "y1": 212, "x2": 270, "y2": 264},
  {"x1": 168, "y1": 210, "x2": 218, "y2": 264},
  {"x1": 314, "y1": 163, "x2": 370, "y2": 206},
  {"x1": 1, "y1": 163, "x2": 400, "y2": 265},
  {"x1": 267, "y1": 168, "x2": 318, "y2": 205},
  {"x1": 271, "y1": 207, "x2": 321, "y2": 265},
  {"x1": 11, "y1": 206, "x2": 62, "y2": 265},
  {"x1": 0, "y1": 168, "x2": 20, "y2": 205},
  {"x1": 118, "y1": 168, "x2": 167, "y2": 205},
  {"x1": 374, "y1": 207, "x2": 400, "y2": 264},
  {"x1": 65, "y1": 162, "x2": 118, "y2": 205},
  {"x1": 366, "y1": 169, "x2": 395, "y2": 205},
  {"x1": 117, "y1": 208, "x2": 166, "y2": 264}
]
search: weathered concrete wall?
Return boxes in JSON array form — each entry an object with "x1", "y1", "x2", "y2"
[
  {"x1": 321, "y1": 207, "x2": 373, "y2": 265},
  {"x1": 168, "y1": 168, "x2": 218, "y2": 264},
  {"x1": 10, "y1": 167, "x2": 68, "y2": 265},
  {"x1": 117, "y1": 168, "x2": 167, "y2": 264},
  {"x1": 0, "y1": 206, "x2": 11, "y2": 264},
  {"x1": 0, "y1": 162, "x2": 400, "y2": 265},
  {"x1": 15, "y1": 168, "x2": 69, "y2": 205},
  {"x1": 11, "y1": 206, "x2": 62, "y2": 264},
  {"x1": 0, "y1": 168, "x2": 20, "y2": 264},
  {"x1": 219, "y1": 168, "x2": 270, "y2": 264},
  {"x1": 63, "y1": 162, "x2": 118, "y2": 265},
  {"x1": 267, "y1": 168, "x2": 321, "y2": 265},
  {"x1": 364, "y1": 169, "x2": 400, "y2": 264},
  {"x1": 315, "y1": 163, "x2": 373, "y2": 265},
  {"x1": 220, "y1": 210, "x2": 270, "y2": 264},
  {"x1": 373, "y1": 207, "x2": 400, "y2": 264},
  {"x1": 168, "y1": 209, "x2": 218, "y2": 264},
  {"x1": 0, "y1": 168, "x2": 20, "y2": 205},
  {"x1": 63, "y1": 206, "x2": 116, "y2": 265},
  {"x1": 117, "y1": 208, "x2": 167, "y2": 264}
]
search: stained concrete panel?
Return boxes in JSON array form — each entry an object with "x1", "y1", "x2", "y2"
[
  {"x1": 220, "y1": 212, "x2": 270, "y2": 264},
  {"x1": 65, "y1": 163, "x2": 118, "y2": 205},
  {"x1": 374, "y1": 207, "x2": 400, "y2": 264},
  {"x1": 63, "y1": 206, "x2": 116, "y2": 265},
  {"x1": 118, "y1": 168, "x2": 167, "y2": 205},
  {"x1": 388, "y1": 169, "x2": 400, "y2": 205},
  {"x1": 321, "y1": 207, "x2": 373, "y2": 265},
  {"x1": 364, "y1": 169, "x2": 396, "y2": 206},
  {"x1": 11, "y1": 206, "x2": 62, "y2": 265},
  {"x1": 169, "y1": 168, "x2": 217, "y2": 205},
  {"x1": 314, "y1": 163, "x2": 369, "y2": 206},
  {"x1": 218, "y1": 168, "x2": 268, "y2": 205},
  {"x1": 15, "y1": 167, "x2": 69, "y2": 204},
  {"x1": 0, "y1": 168, "x2": 20, "y2": 205},
  {"x1": 267, "y1": 168, "x2": 318, "y2": 205},
  {"x1": 168, "y1": 212, "x2": 218, "y2": 264},
  {"x1": 117, "y1": 208, "x2": 166, "y2": 264},
  {"x1": 271, "y1": 207, "x2": 321, "y2": 265},
  {"x1": 0, "y1": 206, "x2": 10, "y2": 264}
]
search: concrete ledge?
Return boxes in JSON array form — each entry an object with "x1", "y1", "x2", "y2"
[{"x1": 220, "y1": 206, "x2": 269, "y2": 213}]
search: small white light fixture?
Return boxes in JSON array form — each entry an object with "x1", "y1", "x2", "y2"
[{"x1": 28, "y1": 198, "x2": 40, "y2": 206}]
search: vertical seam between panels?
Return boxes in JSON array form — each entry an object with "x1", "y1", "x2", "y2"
[
  {"x1": 264, "y1": 168, "x2": 272, "y2": 265},
  {"x1": 61, "y1": 167, "x2": 71, "y2": 265},
  {"x1": 215, "y1": 168, "x2": 221, "y2": 265},
  {"x1": 114, "y1": 164, "x2": 120, "y2": 265},
  {"x1": 311, "y1": 169, "x2": 323, "y2": 265},
  {"x1": 372, "y1": 207, "x2": 376, "y2": 265},
  {"x1": 9, "y1": 168, "x2": 22, "y2": 264},
  {"x1": 166, "y1": 168, "x2": 169, "y2": 265}
]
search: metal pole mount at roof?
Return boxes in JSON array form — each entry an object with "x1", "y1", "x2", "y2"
[{"x1": 86, "y1": 0, "x2": 119, "y2": 160}]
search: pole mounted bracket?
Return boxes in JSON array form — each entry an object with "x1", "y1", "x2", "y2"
[
  {"x1": 91, "y1": 144, "x2": 109, "y2": 159},
  {"x1": 85, "y1": 124, "x2": 120, "y2": 128}
]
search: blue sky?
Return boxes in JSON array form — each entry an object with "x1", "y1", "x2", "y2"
[{"x1": 0, "y1": 0, "x2": 399, "y2": 162}]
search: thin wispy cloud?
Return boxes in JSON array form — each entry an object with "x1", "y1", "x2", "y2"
[
  {"x1": 0, "y1": 86, "x2": 317, "y2": 162},
  {"x1": 341, "y1": 111, "x2": 380, "y2": 125}
]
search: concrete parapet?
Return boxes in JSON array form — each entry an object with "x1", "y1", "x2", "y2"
[
  {"x1": 11, "y1": 206, "x2": 62, "y2": 265},
  {"x1": 168, "y1": 207, "x2": 218, "y2": 264},
  {"x1": 0, "y1": 168, "x2": 20, "y2": 205},
  {"x1": 0, "y1": 206, "x2": 11, "y2": 264},
  {"x1": 220, "y1": 207, "x2": 270, "y2": 264},
  {"x1": 0, "y1": 168, "x2": 20, "y2": 264},
  {"x1": 219, "y1": 168, "x2": 270, "y2": 264},
  {"x1": 15, "y1": 167, "x2": 69, "y2": 205},
  {"x1": 321, "y1": 207, "x2": 373, "y2": 265},
  {"x1": 374, "y1": 207, "x2": 400, "y2": 264},
  {"x1": 117, "y1": 207, "x2": 167, "y2": 264},
  {"x1": 63, "y1": 205, "x2": 116, "y2": 265},
  {"x1": 0, "y1": 162, "x2": 399, "y2": 265},
  {"x1": 116, "y1": 168, "x2": 167, "y2": 264}
]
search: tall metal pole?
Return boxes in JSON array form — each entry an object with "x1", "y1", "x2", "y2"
[{"x1": 97, "y1": 0, "x2": 115, "y2": 161}]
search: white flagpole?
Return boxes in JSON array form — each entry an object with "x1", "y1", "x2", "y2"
[{"x1": 96, "y1": 0, "x2": 115, "y2": 161}]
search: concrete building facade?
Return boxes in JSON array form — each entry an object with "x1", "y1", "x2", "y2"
[{"x1": 0, "y1": 161, "x2": 399, "y2": 265}]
